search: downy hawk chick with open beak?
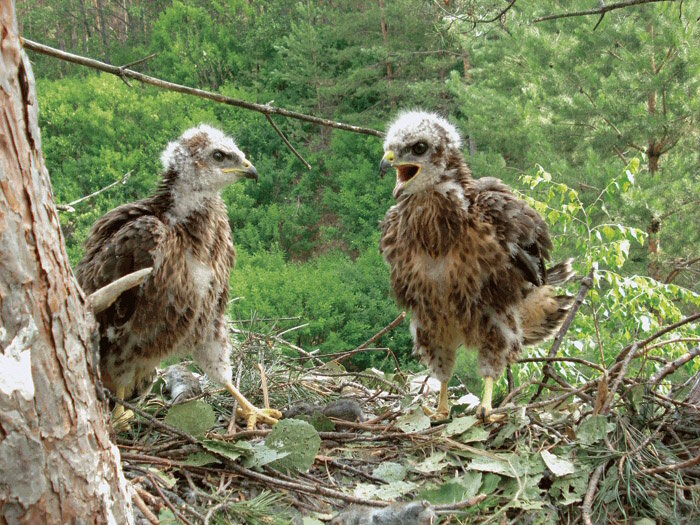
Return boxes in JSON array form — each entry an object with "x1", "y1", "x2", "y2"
[
  {"x1": 77, "y1": 124, "x2": 282, "y2": 430},
  {"x1": 378, "y1": 111, "x2": 574, "y2": 422}
]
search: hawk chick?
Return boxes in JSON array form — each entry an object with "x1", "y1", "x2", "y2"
[
  {"x1": 77, "y1": 124, "x2": 281, "y2": 429},
  {"x1": 379, "y1": 111, "x2": 574, "y2": 420}
]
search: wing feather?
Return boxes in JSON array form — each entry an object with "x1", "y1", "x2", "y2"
[
  {"x1": 472, "y1": 177, "x2": 552, "y2": 286},
  {"x1": 76, "y1": 201, "x2": 167, "y2": 326}
]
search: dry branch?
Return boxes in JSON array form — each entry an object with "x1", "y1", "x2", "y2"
[
  {"x1": 649, "y1": 346, "x2": 700, "y2": 385},
  {"x1": 21, "y1": 38, "x2": 383, "y2": 138},
  {"x1": 56, "y1": 170, "x2": 132, "y2": 212},
  {"x1": 531, "y1": 269, "x2": 594, "y2": 401},
  {"x1": 533, "y1": 0, "x2": 677, "y2": 24}
]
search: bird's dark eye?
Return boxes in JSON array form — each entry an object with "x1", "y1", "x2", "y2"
[
  {"x1": 412, "y1": 142, "x2": 428, "y2": 155},
  {"x1": 212, "y1": 150, "x2": 224, "y2": 162}
]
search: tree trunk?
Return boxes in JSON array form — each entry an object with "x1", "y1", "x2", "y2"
[{"x1": 0, "y1": 2, "x2": 133, "y2": 523}]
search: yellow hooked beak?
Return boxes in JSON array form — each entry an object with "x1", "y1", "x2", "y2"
[{"x1": 222, "y1": 160, "x2": 258, "y2": 180}]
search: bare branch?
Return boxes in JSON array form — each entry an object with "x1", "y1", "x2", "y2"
[
  {"x1": 649, "y1": 346, "x2": 700, "y2": 385},
  {"x1": 21, "y1": 38, "x2": 383, "y2": 138},
  {"x1": 531, "y1": 269, "x2": 594, "y2": 401},
  {"x1": 533, "y1": 0, "x2": 677, "y2": 25},
  {"x1": 264, "y1": 113, "x2": 312, "y2": 170},
  {"x1": 88, "y1": 267, "x2": 153, "y2": 313},
  {"x1": 56, "y1": 170, "x2": 132, "y2": 212}
]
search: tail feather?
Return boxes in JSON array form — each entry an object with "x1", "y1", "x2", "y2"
[
  {"x1": 546, "y1": 258, "x2": 575, "y2": 286},
  {"x1": 520, "y1": 257, "x2": 575, "y2": 346}
]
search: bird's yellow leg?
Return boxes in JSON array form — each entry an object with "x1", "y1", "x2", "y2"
[
  {"x1": 422, "y1": 381, "x2": 451, "y2": 421},
  {"x1": 226, "y1": 381, "x2": 281, "y2": 430},
  {"x1": 477, "y1": 377, "x2": 505, "y2": 423},
  {"x1": 112, "y1": 386, "x2": 134, "y2": 432}
]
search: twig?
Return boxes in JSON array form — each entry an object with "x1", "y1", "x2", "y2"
[
  {"x1": 533, "y1": 0, "x2": 676, "y2": 24},
  {"x1": 56, "y1": 170, "x2": 132, "y2": 212},
  {"x1": 348, "y1": 312, "x2": 406, "y2": 354},
  {"x1": 264, "y1": 113, "x2": 312, "y2": 170},
  {"x1": 147, "y1": 473, "x2": 195, "y2": 525},
  {"x1": 120, "y1": 52, "x2": 157, "y2": 70},
  {"x1": 615, "y1": 312, "x2": 700, "y2": 365},
  {"x1": 531, "y1": 269, "x2": 593, "y2": 402},
  {"x1": 602, "y1": 344, "x2": 637, "y2": 414},
  {"x1": 582, "y1": 463, "x2": 606, "y2": 525},
  {"x1": 227, "y1": 463, "x2": 390, "y2": 508},
  {"x1": 132, "y1": 488, "x2": 159, "y2": 525},
  {"x1": 518, "y1": 355, "x2": 606, "y2": 373},
  {"x1": 476, "y1": 0, "x2": 518, "y2": 24},
  {"x1": 434, "y1": 494, "x2": 487, "y2": 512},
  {"x1": 649, "y1": 346, "x2": 700, "y2": 385},
  {"x1": 640, "y1": 452, "x2": 700, "y2": 476},
  {"x1": 21, "y1": 38, "x2": 383, "y2": 137}
]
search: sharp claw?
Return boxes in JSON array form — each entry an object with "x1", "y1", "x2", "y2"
[{"x1": 236, "y1": 407, "x2": 282, "y2": 429}]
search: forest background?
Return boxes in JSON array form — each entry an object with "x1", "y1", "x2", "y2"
[{"x1": 18, "y1": 0, "x2": 699, "y2": 393}]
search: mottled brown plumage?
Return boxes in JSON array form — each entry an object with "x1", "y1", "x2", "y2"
[
  {"x1": 76, "y1": 124, "x2": 281, "y2": 428},
  {"x1": 378, "y1": 111, "x2": 574, "y2": 419}
]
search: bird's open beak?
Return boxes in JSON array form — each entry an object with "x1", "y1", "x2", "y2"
[
  {"x1": 222, "y1": 161, "x2": 258, "y2": 181},
  {"x1": 379, "y1": 150, "x2": 394, "y2": 178}
]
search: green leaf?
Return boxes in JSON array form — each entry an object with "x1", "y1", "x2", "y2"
[
  {"x1": 396, "y1": 407, "x2": 431, "y2": 433},
  {"x1": 577, "y1": 415, "x2": 615, "y2": 445},
  {"x1": 163, "y1": 399, "x2": 216, "y2": 436},
  {"x1": 444, "y1": 415, "x2": 477, "y2": 437},
  {"x1": 242, "y1": 442, "x2": 289, "y2": 469},
  {"x1": 372, "y1": 462, "x2": 406, "y2": 483},
  {"x1": 458, "y1": 426, "x2": 491, "y2": 443},
  {"x1": 148, "y1": 468, "x2": 177, "y2": 489},
  {"x1": 180, "y1": 452, "x2": 220, "y2": 467},
  {"x1": 265, "y1": 419, "x2": 321, "y2": 473},
  {"x1": 419, "y1": 481, "x2": 470, "y2": 505},
  {"x1": 467, "y1": 456, "x2": 517, "y2": 478},
  {"x1": 354, "y1": 480, "x2": 418, "y2": 500},
  {"x1": 302, "y1": 518, "x2": 325, "y2": 525},
  {"x1": 540, "y1": 450, "x2": 575, "y2": 477},
  {"x1": 413, "y1": 451, "x2": 448, "y2": 474},
  {"x1": 201, "y1": 439, "x2": 252, "y2": 462},
  {"x1": 158, "y1": 509, "x2": 178, "y2": 525}
]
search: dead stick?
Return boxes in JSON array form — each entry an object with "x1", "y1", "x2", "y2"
[
  {"x1": 615, "y1": 312, "x2": 700, "y2": 365},
  {"x1": 227, "y1": 463, "x2": 390, "y2": 507},
  {"x1": 147, "y1": 474, "x2": 195, "y2": 525},
  {"x1": 332, "y1": 312, "x2": 406, "y2": 363},
  {"x1": 56, "y1": 170, "x2": 132, "y2": 212},
  {"x1": 21, "y1": 38, "x2": 383, "y2": 138},
  {"x1": 640, "y1": 452, "x2": 700, "y2": 476},
  {"x1": 533, "y1": 0, "x2": 674, "y2": 24},
  {"x1": 132, "y1": 489, "x2": 159, "y2": 525},
  {"x1": 649, "y1": 346, "x2": 700, "y2": 385},
  {"x1": 531, "y1": 269, "x2": 593, "y2": 401},
  {"x1": 582, "y1": 462, "x2": 606, "y2": 525},
  {"x1": 264, "y1": 113, "x2": 312, "y2": 170}
]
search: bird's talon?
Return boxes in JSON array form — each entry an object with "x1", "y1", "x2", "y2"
[
  {"x1": 236, "y1": 406, "x2": 282, "y2": 429},
  {"x1": 113, "y1": 409, "x2": 134, "y2": 432}
]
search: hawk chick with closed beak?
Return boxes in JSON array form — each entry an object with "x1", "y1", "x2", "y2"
[
  {"x1": 379, "y1": 111, "x2": 574, "y2": 421},
  {"x1": 77, "y1": 124, "x2": 281, "y2": 429}
]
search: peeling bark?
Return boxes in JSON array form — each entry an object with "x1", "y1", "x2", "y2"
[{"x1": 0, "y1": 2, "x2": 132, "y2": 523}]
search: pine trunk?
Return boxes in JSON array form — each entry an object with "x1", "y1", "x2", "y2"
[{"x1": 0, "y1": 2, "x2": 132, "y2": 523}]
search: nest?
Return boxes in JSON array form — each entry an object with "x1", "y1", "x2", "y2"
[{"x1": 111, "y1": 314, "x2": 700, "y2": 525}]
